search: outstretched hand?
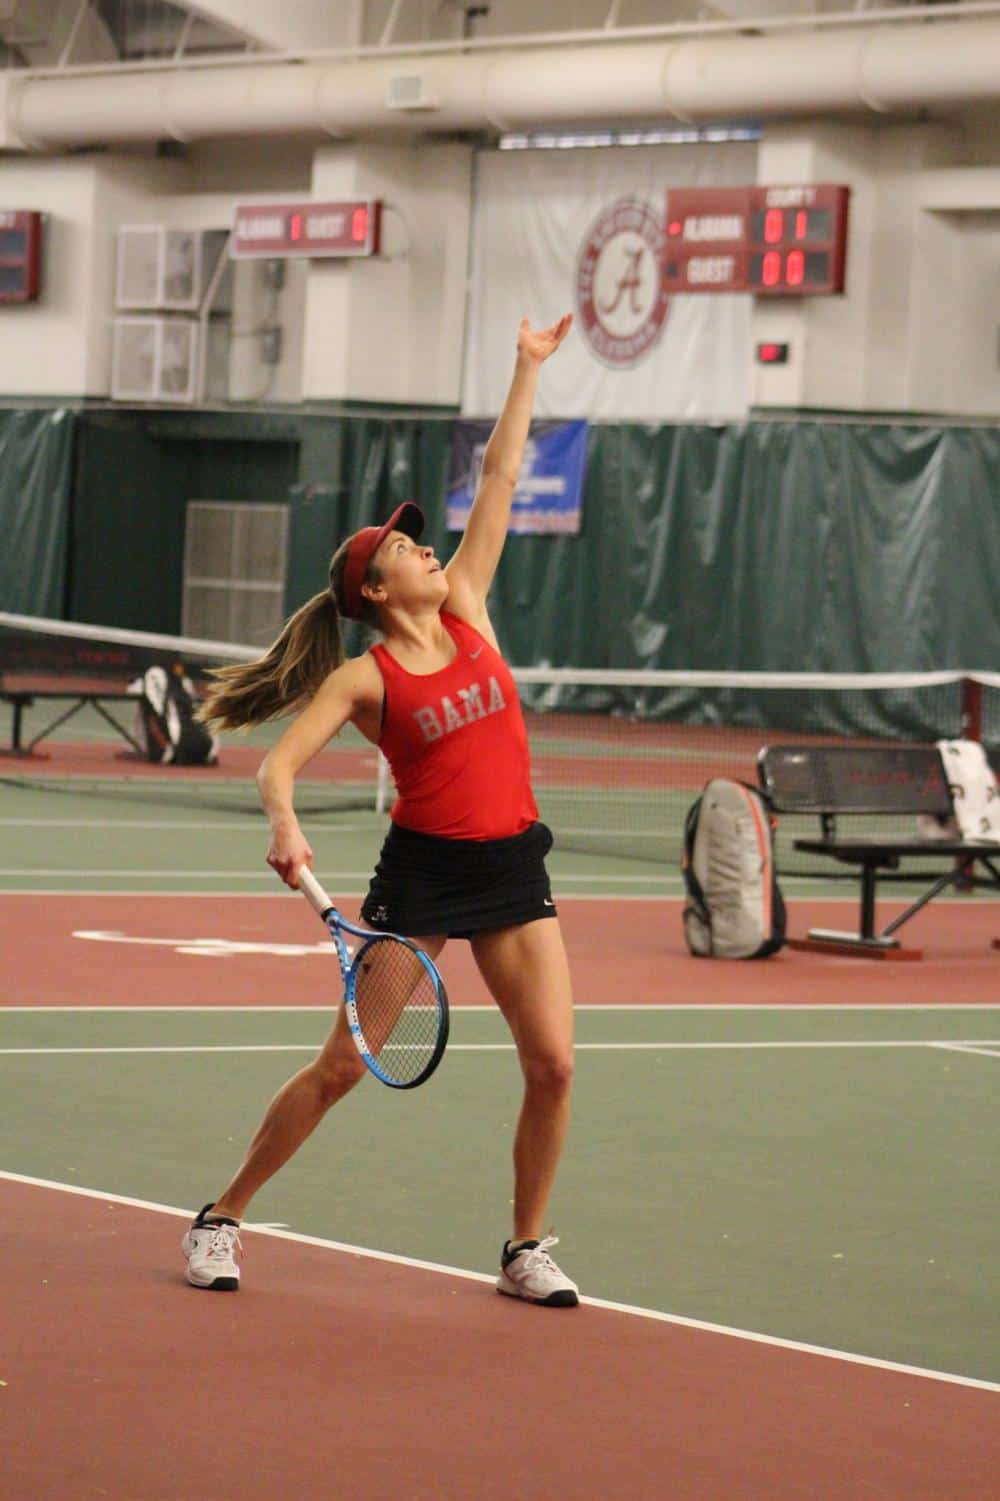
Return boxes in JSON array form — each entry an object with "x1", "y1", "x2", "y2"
[{"x1": 517, "y1": 313, "x2": 573, "y2": 364}]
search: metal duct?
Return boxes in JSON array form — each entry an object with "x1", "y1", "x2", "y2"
[{"x1": 4, "y1": 19, "x2": 1000, "y2": 150}]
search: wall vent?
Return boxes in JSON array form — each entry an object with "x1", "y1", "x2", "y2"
[
  {"x1": 116, "y1": 227, "x2": 203, "y2": 311},
  {"x1": 111, "y1": 317, "x2": 197, "y2": 403},
  {"x1": 182, "y1": 502, "x2": 289, "y2": 647},
  {"x1": 385, "y1": 73, "x2": 439, "y2": 111}
]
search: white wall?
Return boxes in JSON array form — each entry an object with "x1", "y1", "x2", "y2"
[
  {"x1": 0, "y1": 138, "x2": 469, "y2": 404},
  {"x1": 304, "y1": 141, "x2": 472, "y2": 404},
  {"x1": 0, "y1": 154, "x2": 185, "y2": 397},
  {"x1": 751, "y1": 121, "x2": 977, "y2": 414},
  {"x1": 154, "y1": 144, "x2": 312, "y2": 404},
  {"x1": 955, "y1": 106, "x2": 1000, "y2": 168},
  {"x1": 226, "y1": 256, "x2": 307, "y2": 404},
  {"x1": 2, "y1": 112, "x2": 999, "y2": 414},
  {"x1": 0, "y1": 157, "x2": 96, "y2": 395},
  {"x1": 907, "y1": 182, "x2": 1000, "y2": 416},
  {"x1": 86, "y1": 155, "x2": 190, "y2": 396},
  {"x1": 0, "y1": 143, "x2": 314, "y2": 400}
]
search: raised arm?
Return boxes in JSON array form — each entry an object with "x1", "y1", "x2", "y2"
[
  {"x1": 444, "y1": 314, "x2": 572, "y2": 629},
  {"x1": 258, "y1": 653, "x2": 382, "y2": 888}
]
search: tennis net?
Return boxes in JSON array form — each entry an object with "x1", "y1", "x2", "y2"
[
  {"x1": 506, "y1": 668, "x2": 999, "y2": 873},
  {"x1": 0, "y1": 612, "x2": 378, "y2": 818},
  {"x1": 3, "y1": 613, "x2": 997, "y2": 873}
]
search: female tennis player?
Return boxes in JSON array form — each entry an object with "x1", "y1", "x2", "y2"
[{"x1": 183, "y1": 313, "x2": 579, "y2": 1307}]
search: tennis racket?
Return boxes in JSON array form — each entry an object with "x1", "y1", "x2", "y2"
[{"x1": 297, "y1": 867, "x2": 449, "y2": 1089}]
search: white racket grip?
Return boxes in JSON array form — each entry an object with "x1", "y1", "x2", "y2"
[{"x1": 297, "y1": 866, "x2": 333, "y2": 917}]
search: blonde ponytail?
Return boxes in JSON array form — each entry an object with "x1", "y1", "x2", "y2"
[{"x1": 198, "y1": 589, "x2": 344, "y2": 731}]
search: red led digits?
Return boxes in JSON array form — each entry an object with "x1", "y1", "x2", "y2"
[
  {"x1": 762, "y1": 250, "x2": 781, "y2": 287},
  {"x1": 764, "y1": 208, "x2": 783, "y2": 244},
  {"x1": 786, "y1": 250, "x2": 805, "y2": 287}
]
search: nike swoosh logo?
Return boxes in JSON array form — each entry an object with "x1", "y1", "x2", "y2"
[{"x1": 469, "y1": 646, "x2": 484, "y2": 660}]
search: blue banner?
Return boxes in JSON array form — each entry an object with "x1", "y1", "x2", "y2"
[{"x1": 446, "y1": 419, "x2": 588, "y2": 534}]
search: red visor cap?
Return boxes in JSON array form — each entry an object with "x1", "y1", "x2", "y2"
[{"x1": 338, "y1": 502, "x2": 425, "y2": 621}]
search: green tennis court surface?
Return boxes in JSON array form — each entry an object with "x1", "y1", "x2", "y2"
[
  {"x1": 2, "y1": 697, "x2": 998, "y2": 1388},
  {"x1": 6, "y1": 689, "x2": 999, "y2": 889},
  {"x1": 6, "y1": 775, "x2": 1000, "y2": 908},
  {"x1": 2, "y1": 1003, "x2": 997, "y2": 1384}
]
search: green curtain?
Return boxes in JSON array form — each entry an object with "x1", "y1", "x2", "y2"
[
  {"x1": 287, "y1": 413, "x2": 999, "y2": 739},
  {"x1": 0, "y1": 409, "x2": 75, "y2": 617},
  {"x1": 6, "y1": 403, "x2": 997, "y2": 730},
  {"x1": 70, "y1": 412, "x2": 298, "y2": 633},
  {"x1": 547, "y1": 421, "x2": 999, "y2": 676},
  {"x1": 290, "y1": 415, "x2": 453, "y2": 656}
]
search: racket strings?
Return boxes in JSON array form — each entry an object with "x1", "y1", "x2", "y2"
[{"x1": 351, "y1": 938, "x2": 443, "y2": 1085}]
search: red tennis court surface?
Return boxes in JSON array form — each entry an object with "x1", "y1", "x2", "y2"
[
  {"x1": 1, "y1": 893, "x2": 997, "y2": 1009},
  {"x1": 4, "y1": 1176, "x2": 996, "y2": 1501},
  {"x1": 0, "y1": 740, "x2": 375, "y2": 778},
  {"x1": 1, "y1": 720, "x2": 944, "y2": 792}
]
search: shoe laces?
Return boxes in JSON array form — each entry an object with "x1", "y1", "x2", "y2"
[
  {"x1": 205, "y1": 1224, "x2": 241, "y2": 1261},
  {"x1": 516, "y1": 1234, "x2": 559, "y2": 1272}
]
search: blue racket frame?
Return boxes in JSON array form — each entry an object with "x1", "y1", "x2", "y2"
[{"x1": 298, "y1": 867, "x2": 449, "y2": 1089}]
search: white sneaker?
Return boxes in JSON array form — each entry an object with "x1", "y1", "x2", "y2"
[
  {"x1": 496, "y1": 1235, "x2": 579, "y2": 1308},
  {"x1": 181, "y1": 1205, "x2": 241, "y2": 1290}
]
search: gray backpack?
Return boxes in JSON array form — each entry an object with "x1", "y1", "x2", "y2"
[
  {"x1": 682, "y1": 779, "x2": 786, "y2": 959},
  {"x1": 131, "y1": 664, "x2": 219, "y2": 766}
]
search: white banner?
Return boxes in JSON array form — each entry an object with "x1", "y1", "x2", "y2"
[{"x1": 462, "y1": 143, "x2": 757, "y2": 421}]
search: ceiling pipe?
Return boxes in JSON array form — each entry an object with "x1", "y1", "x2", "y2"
[{"x1": 4, "y1": 18, "x2": 1000, "y2": 151}]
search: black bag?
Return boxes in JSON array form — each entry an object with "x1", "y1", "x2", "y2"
[
  {"x1": 131, "y1": 663, "x2": 218, "y2": 766},
  {"x1": 682, "y1": 778, "x2": 786, "y2": 959}
]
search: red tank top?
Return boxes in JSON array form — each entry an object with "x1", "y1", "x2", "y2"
[{"x1": 369, "y1": 611, "x2": 538, "y2": 839}]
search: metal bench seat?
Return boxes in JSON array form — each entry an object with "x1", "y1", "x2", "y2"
[
  {"x1": 758, "y1": 744, "x2": 1000, "y2": 956},
  {"x1": 0, "y1": 675, "x2": 143, "y2": 756}
]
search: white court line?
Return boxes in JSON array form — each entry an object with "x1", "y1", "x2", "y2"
[
  {"x1": 8, "y1": 871, "x2": 995, "y2": 894},
  {"x1": 1, "y1": 887, "x2": 997, "y2": 905},
  {"x1": 2, "y1": 1040, "x2": 997, "y2": 1056},
  {"x1": 0, "y1": 820, "x2": 376, "y2": 833},
  {"x1": 0, "y1": 869, "x2": 380, "y2": 880},
  {"x1": 2, "y1": 1003, "x2": 997, "y2": 1013},
  {"x1": 0, "y1": 1169, "x2": 996, "y2": 1395},
  {"x1": 930, "y1": 1042, "x2": 1000, "y2": 1060},
  {"x1": 0, "y1": 868, "x2": 676, "y2": 883}
]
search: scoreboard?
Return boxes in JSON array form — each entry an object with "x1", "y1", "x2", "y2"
[
  {"x1": 230, "y1": 200, "x2": 382, "y2": 259},
  {"x1": 0, "y1": 211, "x2": 42, "y2": 304},
  {"x1": 663, "y1": 185, "x2": 849, "y2": 296}
]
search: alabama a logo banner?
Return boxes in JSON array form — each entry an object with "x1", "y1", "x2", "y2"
[
  {"x1": 575, "y1": 197, "x2": 670, "y2": 368},
  {"x1": 462, "y1": 142, "x2": 756, "y2": 421},
  {"x1": 447, "y1": 419, "x2": 588, "y2": 534}
]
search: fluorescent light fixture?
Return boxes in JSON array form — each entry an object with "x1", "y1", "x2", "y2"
[{"x1": 498, "y1": 125, "x2": 761, "y2": 150}]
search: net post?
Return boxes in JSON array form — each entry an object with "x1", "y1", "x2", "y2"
[
  {"x1": 960, "y1": 675, "x2": 983, "y2": 742},
  {"x1": 956, "y1": 676, "x2": 983, "y2": 892}
]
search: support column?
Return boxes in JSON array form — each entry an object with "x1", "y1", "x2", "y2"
[
  {"x1": 304, "y1": 141, "x2": 473, "y2": 406},
  {"x1": 751, "y1": 121, "x2": 963, "y2": 413}
]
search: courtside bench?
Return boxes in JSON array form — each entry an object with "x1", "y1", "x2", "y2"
[
  {"x1": 757, "y1": 743, "x2": 1000, "y2": 957},
  {"x1": 0, "y1": 671, "x2": 144, "y2": 755},
  {"x1": 0, "y1": 613, "x2": 240, "y2": 758}
]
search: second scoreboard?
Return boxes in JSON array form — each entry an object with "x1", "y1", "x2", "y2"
[{"x1": 663, "y1": 185, "x2": 849, "y2": 296}]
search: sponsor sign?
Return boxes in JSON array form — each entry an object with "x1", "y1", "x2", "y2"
[{"x1": 447, "y1": 420, "x2": 588, "y2": 534}]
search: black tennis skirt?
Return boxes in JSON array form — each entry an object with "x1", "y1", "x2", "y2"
[{"x1": 360, "y1": 820, "x2": 557, "y2": 939}]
